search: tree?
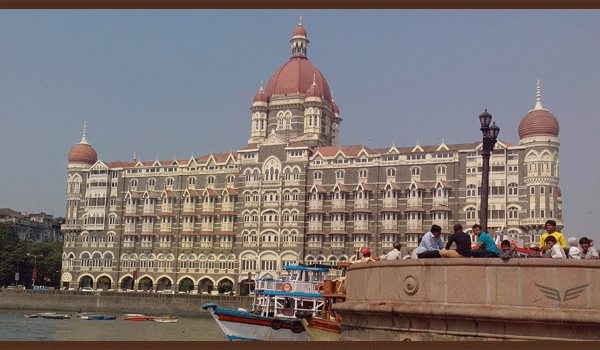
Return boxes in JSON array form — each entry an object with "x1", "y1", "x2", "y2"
[
  {"x1": 52, "y1": 217, "x2": 65, "y2": 230},
  {"x1": 0, "y1": 223, "x2": 27, "y2": 287}
]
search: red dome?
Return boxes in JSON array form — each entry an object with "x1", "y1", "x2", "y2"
[
  {"x1": 518, "y1": 109, "x2": 559, "y2": 139},
  {"x1": 293, "y1": 25, "x2": 307, "y2": 37},
  {"x1": 68, "y1": 143, "x2": 97, "y2": 165},
  {"x1": 264, "y1": 57, "x2": 332, "y2": 102},
  {"x1": 305, "y1": 80, "x2": 321, "y2": 98},
  {"x1": 557, "y1": 187, "x2": 561, "y2": 197},
  {"x1": 253, "y1": 88, "x2": 268, "y2": 103},
  {"x1": 332, "y1": 100, "x2": 339, "y2": 114}
]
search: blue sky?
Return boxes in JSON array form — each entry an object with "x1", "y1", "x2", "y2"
[{"x1": 1, "y1": 10, "x2": 599, "y2": 241}]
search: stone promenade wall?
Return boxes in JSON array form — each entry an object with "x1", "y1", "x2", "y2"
[
  {"x1": 0, "y1": 289, "x2": 253, "y2": 317},
  {"x1": 334, "y1": 258, "x2": 600, "y2": 341}
]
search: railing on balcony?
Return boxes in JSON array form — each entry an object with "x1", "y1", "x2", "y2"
[
  {"x1": 308, "y1": 222, "x2": 322, "y2": 231},
  {"x1": 123, "y1": 242, "x2": 135, "y2": 249},
  {"x1": 331, "y1": 222, "x2": 346, "y2": 231},
  {"x1": 199, "y1": 241, "x2": 213, "y2": 249},
  {"x1": 159, "y1": 242, "x2": 171, "y2": 248},
  {"x1": 243, "y1": 242, "x2": 259, "y2": 248},
  {"x1": 407, "y1": 199, "x2": 422, "y2": 207},
  {"x1": 222, "y1": 203, "x2": 235, "y2": 212},
  {"x1": 406, "y1": 221, "x2": 422, "y2": 230},
  {"x1": 261, "y1": 242, "x2": 278, "y2": 248},
  {"x1": 331, "y1": 200, "x2": 345, "y2": 209},
  {"x1": 125, "y1": 206, "x2": 137, "y2": 215},
  {"x1": 141, "y1": 242, "x2": 153, "y2": 249},
  {"x1": 331, "y1": 242, "x2": 344, "y2": 249},
  {"x1": 309, "y1": 201, "x2": 323, "y2": 210},
  {"x1": 354, "y1": 222, "x2": 369, "y2": 231},
  {"x1": 382, "y1": 221, "x2": 398, "y2": 231},
  {"x1": 220, "y1": 241, "x2": 233, "y2": 249},
  {"x1": 201, "y1": 223, "x2": 214, "y2": 231},
  {"x1": 354, "y1": 200, "x2": 369, "y2": 209},
  {"x1": 382, "y1": 199, "x2": 397, "y2": 208},
  {"x1": 307, "y1": 241, "x2": 322, "y2": 249},
  {"x1": 221, "y1": 222, "x2": 234, "y2": 231},
  {"x1": 180, "y1": 242, "x2": 194, "y2": 249},
  {"x1": 433, "y1": 198, "x2": 448, "y2": 207}
]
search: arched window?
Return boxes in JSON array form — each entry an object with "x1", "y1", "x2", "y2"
[
  {"x1": 508, "y1": 206, "x2": 519, "y2": 219},
  {"x1": 466, "y1": 184, "x2": 477, "y2": 197},
  {"x1": 386, "y1": 168, "x2": 396, "y2": 177},
  {"x1": 508, "y1": 183, "x2": 518, "y2": 196},
  {"x1": 130, "y1": 179, "x2": 138, "y2": 187},
  {"x1": 188, "y1": 177, "x2": 196, "y2": 185},
  {"x1": 336, "y1": 170, "x2": 344, "y2": 179},
  {"x1": 411, "y1": 167, "x2": 420, "y2": 176}
]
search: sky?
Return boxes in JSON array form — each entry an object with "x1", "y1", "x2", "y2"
[{"x1": 0, "y1": 10, "x2": 599, "y2": 241}]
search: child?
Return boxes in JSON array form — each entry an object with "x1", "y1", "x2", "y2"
[
  {"x1": 544, "y1": 236, "x2": 566, "y2": 259},
  {"x1": 499, "y1": 240, "x2": 519, "y2": 260},
  {"x1": 567, "y1": 237, "x2": 582, "y2": 259}
]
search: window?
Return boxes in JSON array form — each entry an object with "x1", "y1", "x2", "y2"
[
  {"x1": 227, "y1": 175, "x2": 234, "y2": 184},
  {"x1": 540, "y1": 186, "x2": 545, "y2": 194},
  {"x1": 110, "y1": 198, "x2": 117, "y2": 206},
  {"x1": 549, "y1": 186, "x2": 553, "y2": 195},
  {"x1": 148, "y1": 178, "x2": 156, "y2": 187},
  {"x1": 508, "y1": 183, "x2": 518, "y2": 196},
  {"x1": 466, "y1": 207, "x2": 477, "y2": 220},
  {"x1": 313, "y1": 172, "x2": 322, "y2": 180},
  {"x1": 530, "y1": 187, "x2": 535, "y2": 195},
  {"x1": 541, "y1": 210, "x2": 545, "y2": 218},
  {"x1": 436, "y1": 166, "x2": 446, "y2": 175},
  {"x1": 336, "y1": 170, "x2": 344, "y2": 179},
  {"x1": 386, "y1": 168, "x2": 396, "y2": 177},
  {"x1": 508, "y1": 207, "x2": 519, "y2": 219},
  {"x1": 130, "y1": 179, "x2": 138, "y2": 187},
  {"x1": 466, "y1": 184, "x2": 477, "y2": 197},
  {"x1": 358, "y1": 169, "x2": 367, "y2": 178},
  {"x1": 188, "y1": 177, "x2": 196, "y2": 185},
  {"x1": 411, "y1": 167, "x2": 420, "y2": 176}
]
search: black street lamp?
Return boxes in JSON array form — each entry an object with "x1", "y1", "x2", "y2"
[
  {"x1": 27, "y1": 253, "x2": 42, "y2": 288},
  {"x1": 479, "y1": 109, "x2": 500, "y2": 233}
]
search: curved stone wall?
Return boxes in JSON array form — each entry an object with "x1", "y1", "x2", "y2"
[{"x1": 334, "y1": 259, "x2": 600, "y2": 341}]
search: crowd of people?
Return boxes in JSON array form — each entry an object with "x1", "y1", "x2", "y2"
[{"x1": 369, "y1": 220, "x2": 598, "y2": 261}]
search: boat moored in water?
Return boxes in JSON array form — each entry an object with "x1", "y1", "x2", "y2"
[
  {"x1": 152, "y1": 315, "x2": 178, "y2": 323},
  {"x1": 203, "y1": 264, "x2": 346, "y2": 341},
  {"x1": 123, "y1": 313, "x2": 148, "y2": 321}
]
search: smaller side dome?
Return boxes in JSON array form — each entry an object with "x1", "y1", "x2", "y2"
[
  {"x1": 305, "y1": 75, "x2": 321, "y2": 98},
  {"x1": 68, "y1": 123, "x2": 97, "y2": 165},
  {"x1": 253, "y1": 81, "x2": 268, "y2": 103},
  {"x1": 332, "y1": 100, "x2": 340, "y2": 114},
  {"x1": 556, "y1": 187, "x2": 561, "y2": 198}
]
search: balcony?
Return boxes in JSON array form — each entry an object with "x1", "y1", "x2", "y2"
[
  {"x1": 381, "y1": 242, "x2": 393, "y2": 249},
  {"x1": 243, "y1": 242, "x2": 259, "y2": 248},
  {"x1": 282, "y1": 242, "x2": 298, "y2": 248},
  {"x1": 143, "y1": 206, "x2": 155, "y2": 215},
  {"x1": 201, "y1": 223, "x2": 214, "y2": 231},
  {"x1": 222, "y1": 203, "x2": 235, "y2": 212},
  {"x1": 182, "y1": 224, "x2": 195, "y2": 232},
  {"x1": 261, "y1": 242, "x2": 278, "y2": 248},
  {"x1": 353, "y1": 242, "x2": 368, "y2": 249},
  {"x1": 123, "y1": 242, "x2": 135, "y2": 249},
  {"x1": 407, "y1": 199, "x2": 422, "y2": 207},
  {"x1": 202, "y1": 204, "x2": 215, "y2": 213},
  {"x1": 432, "y1": 198, "x2": 448, "y2": 207},
  {"x1": 331, "y1": 242, "x2": 345, "y2": 249},
  {"x1": 183, "y1": 205, "x2": 196, "y2": 213},
  {"x1": 308, "y1": 241, "x2": 322, "y2": 249},
  {"x1": 382, "y1": 221, "x2": 398, "y2": 231},
  {"x1": 125, "y1": 206, "x2": 137, "y2": 215},
  {"x1": 354, "y1": 200, "x2": 369, "y2": 209},
  {"x1": 308, "y1": 222, "x2": 323, "y2": 231},
  {"x1": 180, "y1": 242, "x2": 194, "y2": 249},
  {"x1": 331, "y1": 200, "x2": 346, "y2": 210},
  {"x1": 354, "y1": 222, "x2": 369, "y2": 231},
  {"x1": 141, "y1": 242, "x2": 153, "y2": 249},
  {"x1": 382, "y1": 199, "x2": 397, "y2": 208},
  {"x1": 309, "y1": 201, "x2": 323, "y2": 211},
  {"x1": 159, "y1": 242, "x2": 171, "y2": 249},
  {"x1": 331, "y1": 222, "x2": 346, "y2": 231},
  {"x1": 160, "y1": 225, "x2": 172, "y2": 232},
  {"x1": 62, "y1": 223, "x2": 81, "y2": 230},
  {"x1": 220, "y1": 241, "x2": 233, "y2": 249},
  {"x1": 406, "y1": 221, "x2": 422, "y2": 230},
  {"x1": 199, "y1": 242, "x2": 213, "y2": 249},
  {"x1": 221, "y1": 222, "x2": 234, "y2": 231}
]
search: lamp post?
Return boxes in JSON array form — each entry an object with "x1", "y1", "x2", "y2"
[
  {"x1": 27, "y1": 254, "x2": 42, "y2": 288},
  {"x1": 478, "y1": 109, "x2": 500, "y2": 233}
]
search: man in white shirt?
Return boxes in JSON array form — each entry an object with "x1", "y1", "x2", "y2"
[
  {"x1": 568, "y1": 237, "x2": 582, "y2": 259},
  {"x1": 416, "y1": 225, "x2": 444, "y2": 259},
  {"x1": 544, "y1": 236, "x2": 565, "y2": 259},
  {"x1": 382, "y1": 241, "x2": 402, "y2": 260}
]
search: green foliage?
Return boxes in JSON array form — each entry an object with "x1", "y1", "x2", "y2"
[
  {"x1": 181, "y1": 279, "x2": 194, "y2": 292},
  {"x1": 218, "y1": 282, "x2": 233, "y2": 294},
  {"x1": 240, "y1": 289, "x2": 249, "y2": 296},
  {"x1": 0, "y1": 223, "x2": 63, "y2": 288}
]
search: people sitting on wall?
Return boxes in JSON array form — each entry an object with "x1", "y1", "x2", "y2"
[
  {"x1": 567, "y1": 237, "x2": 582, "y2": 259},
  {"x1": 440, "y1": 224, "x2": 471, "y2": 258},
  {"x1": 416, "y1": 225, "x2": 444, "y2": 259},
  {"x1": 354, "y1": 248, "x2": 381, "y2": 263},
  {"x1": 543, "y1": 235, "x2": 566, "y2": 259},
  {"x1": 381, "y1": 241, "x2": 402, "y2": 260},
  {"x1": 469, "y1": 224, "x2": 499, "y2": 258},
  {"x1": 499, "y1": 240, "x2": 519, "y2": 260},
  {"x1": 579, "y1": 237, "x2": 599, "y2": 260},
  {"x1": 411, "y1": 236, "x2": 422, "y2": 259},
  {"x1": 539, "y1": 220, "x2": 567, "y2": 255}
]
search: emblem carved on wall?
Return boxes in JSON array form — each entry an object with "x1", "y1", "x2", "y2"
[{"x1": 403, "y1": 276, "x2": 419, "y2": 295}]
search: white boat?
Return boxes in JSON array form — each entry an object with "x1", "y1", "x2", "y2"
[
  {"x1": 152, "y1": 315, "x2": 178, "y2": 323},
  {"x1": 24, "y1": 313, "x2": 39, "y2": 318},
  {"x1": 123, "y1": 313, "x2": 148, "y2": 321},
  {"x1": 203, "y1": 264, "x2": 340, "y2": 341}
]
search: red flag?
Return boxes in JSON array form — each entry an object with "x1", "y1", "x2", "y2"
[{"x1": 33, "y1": 269, "x2": 37, "y2": 279}]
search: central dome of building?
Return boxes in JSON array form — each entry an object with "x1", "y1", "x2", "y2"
[{"x1": 264, "y1": 19, "x2": 332, "y2": 103}]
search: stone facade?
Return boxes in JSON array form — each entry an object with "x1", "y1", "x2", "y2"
[{"x1": 60, "y1": 22, "x2": 562, "y2": 293}]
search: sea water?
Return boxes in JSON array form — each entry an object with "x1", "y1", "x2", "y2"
[{"x1": 0, "y1": 309, "x2": 227, "y2": 341}]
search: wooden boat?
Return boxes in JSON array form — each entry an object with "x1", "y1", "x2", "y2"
[
  {"x1": 152, "y1": 315, "x2": 178, "y2": 323},
  {"x1": 204, "y1": 263, "x2": 346, "y2": 341},
  {"x1": 123, "y1": 313, "x2": 148, "y2": 321},
  {"x1": 83, "y1": 315, "x2": 117, "y2": 320},
  {"x1": 24, "y1": 313, "x2": 39, "y2": 318},
  {"x1": 40, "y1": 313, "x2": 70, "y2": 319}
]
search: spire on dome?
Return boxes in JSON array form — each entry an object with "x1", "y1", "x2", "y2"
[
  {"x1": 312, "y1": 74, "x2": 316, "y2": 86},
  {"x1": 80, "y1": 121, "x2": 89, "y2": 145},
  {"x1": 260, "y1": 80, "x2": 264, "y2": 90},
  {"x1": 291, "y1": 18, "x2": 309, "y2": 57},
  {"x1": 532, "y1": 79, "x2": 547, "y2": 112}
]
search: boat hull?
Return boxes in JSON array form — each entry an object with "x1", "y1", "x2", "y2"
[
  {"x1": 299, "y1": 317, "x2": 340, "y2": 341},
  {"x1": 203, "y1": 303, "x2": 308, "y2": 341}
]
